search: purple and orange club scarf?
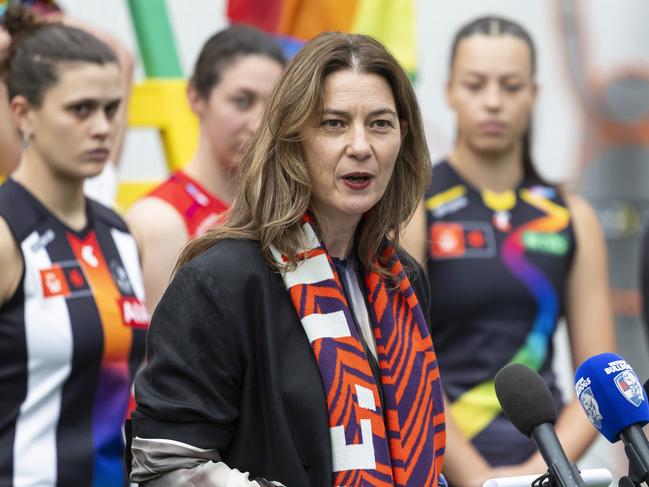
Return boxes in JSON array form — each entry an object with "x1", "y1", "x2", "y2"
[{"x1": 272, "y1": 215, "x2": 446, "y2": 486}]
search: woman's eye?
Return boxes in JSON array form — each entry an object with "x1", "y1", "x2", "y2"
[
  {"x1": 232, "y1": 95, "x2": 253, "y2": 110},
  {"x1": 321, "y1": 119, "x2": 344, "y2": 129},
  {"x1": 105, "y1": 101, "x2": 120, "y2": 119},
  {"x1": 464, "y1": 82, "x2": 482, "y2": 92},
  {"x1": 70, "y1": 103, "x2": 92, "y2": 118},
  {"x1": 503, "y1": 84, "x2": 523, "y2": 93},
  {"x1": 371, "y1": 119, "x2": 394, "y2": 130}
]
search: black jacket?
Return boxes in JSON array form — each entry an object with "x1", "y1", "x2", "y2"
[{"x1": 132, "y1": 238, "x2": 433, "y2": 487}]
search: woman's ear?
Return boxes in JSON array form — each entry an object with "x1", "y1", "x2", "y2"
[
  {"x1": 531, "y1": 80, "x2": 539, "y2": 107},
  {"x1": 445, "y1": 78, "x2": 456, "y2": 110},
  {"x1": 400, "y1": 119, "x2": 409, "y2": 141},
  {"x1": 187, "y1": 84, "x2": 206, "y2": 118},
  {"x1": 10, "y1": 95, "x2": 33, "y2": 138}
]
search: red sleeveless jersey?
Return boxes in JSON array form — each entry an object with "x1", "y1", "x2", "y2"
[{"x1": 148, "y1": 170, "x2": 229, "y2": 238}]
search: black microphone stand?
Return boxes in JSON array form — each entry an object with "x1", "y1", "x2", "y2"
[
  {"x1": 530, "y1": 464, "x2": 583, "y2": 487},
  {"x1": 618, "y1": 425, "x2": 649, "y2": 487},
  {"x1": 630, "y1": 380, "x2": 649, "y2": 487}
]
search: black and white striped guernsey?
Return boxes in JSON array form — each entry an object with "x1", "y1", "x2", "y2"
[{"x1": 0, "y1": 179, "x2": 147, "y2": 487}]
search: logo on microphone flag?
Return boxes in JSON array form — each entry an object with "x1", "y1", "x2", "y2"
[
  {"x1": 576, "y1": 376, "x2": 604, "y2": 429},
  {"x1": 579, "y1": 386, "x2": 603, "y2": 429},
  {"x1": 614, "y1": 369, "x2": 644, "y2": 407}
]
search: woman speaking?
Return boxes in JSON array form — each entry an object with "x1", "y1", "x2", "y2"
[{"x1": 131, "y1": 32, "x2": 446, "y2": 486}]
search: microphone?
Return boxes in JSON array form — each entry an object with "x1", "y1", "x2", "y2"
[
  {"x1": 575, "y1": 353, "x2": 649, "y2": 485},
  {"x1": 495, "y1": 363, "x2": 586, "y2": 487}
]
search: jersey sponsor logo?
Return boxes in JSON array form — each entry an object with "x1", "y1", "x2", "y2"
[
  {"x1": 430, "y1": 222, "x2": 496, "y2": 260},
  {"x1": 81, "y1": 244, "x2": 99, "y2": 268},
  {"x1": 430, "y1": 223, "x2": 465, "y2": 258},
  {"x1": 614, "y1": 369, "x2": 645, "y2": 407},
  {"x1": 119, "y1": 297, "x2": 149, "y2": 328},
  {"x1": 492, "y1": 210, "x2": 512, "y2": 233},
  {"x1": 68, "y1": 268, "x2": 86, "y2": 289},
  {"x1": 40, "y1": 263, "x2": 91, "y2": 299},
  {"x1": 109, "y1": 261, "x2": 133, "y2": 295},
  {"x1": 40, "y1": 265, "x2": 71, "y2": 298},
  {"x1": 30, "y1": 228, "x2": 56, "y2": 252},
  {"x1": 523, "y1": 231, "x2": 569, "y2": 256},
  {"x1": 433, "y1": 195, "x2": 469, "y2": 219},
  {"x1": 529, "y1": 185, "x2": 557, "y2": 199},
  {"x1": 467, "y1": 229, "x2": 486, "y2": 248},
  {"x1": 185, "y1": 182, "x2": 210, "y2": 207}
]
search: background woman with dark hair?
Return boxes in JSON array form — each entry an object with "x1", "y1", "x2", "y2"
[
  {"x1": 131, "y1": 32, "x2": 446, "y2": 487},
  {"x1": 0, "y1": 6, "x2": 146, "y2": 486},
  {"x1": 402, "y1": 16, "x2": 615, "y2": 484},
  {"x1": 0, "y1": 0, "x2": 134, "y2": 206},
  {"x1": 126, "y1": 25, "x2": 285, "y2": 314}
]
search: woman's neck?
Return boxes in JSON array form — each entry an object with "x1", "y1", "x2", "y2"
[
  {"x1": 12, "y1": 152, "x2": 87, "y2": 230},
  {"x1": 449, "y1": 140, "x2": 524, "y2": 193},
  {"x1": 316, "y1": 211, "x2": 360, "y2": 260},
  {"x1": 183, "y1": 132, "x2": 236, "y2": 204}
]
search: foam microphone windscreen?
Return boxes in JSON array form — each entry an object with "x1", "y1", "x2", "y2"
[
  {"x1": 495, "y1": 363, "x2": 557, "y2": 437},
  {"x1": 574, "y1": 352, "x2": 649, "y2": 443}
]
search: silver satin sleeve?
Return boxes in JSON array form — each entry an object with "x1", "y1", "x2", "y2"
[{"x1": 130, "y1": 437, "x2": 286, "y2": 486}]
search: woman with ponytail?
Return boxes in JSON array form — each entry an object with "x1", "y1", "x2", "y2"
[
  {"x1": 402, "y1": 15, "x2": 616, "y2": 484},
  {"x1": 0, "y1": 7, "x2": 146, "y2": 486},
  {"x1": 0, "y1": 0, "x2": 133, "y2": 206}
]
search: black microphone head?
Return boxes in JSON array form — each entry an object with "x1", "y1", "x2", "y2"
[
  {"x1": 495, "y1": 363, "x2": 557, "y2": 437},
  {"x1": 645, "y1": 378, "x2": 649, "y2": 399}
]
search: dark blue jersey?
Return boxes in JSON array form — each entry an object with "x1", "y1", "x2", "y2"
[{"x1": 425, "y1": 161, "x2": 575, "y2": 465}]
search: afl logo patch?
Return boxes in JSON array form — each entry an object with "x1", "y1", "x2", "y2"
[{"x1": 110, "y1": 261, "x2": 133, "y2": 295}]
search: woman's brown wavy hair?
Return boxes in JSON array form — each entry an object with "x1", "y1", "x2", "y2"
[{"x1": 177, "y1": 32, "x2": 432, "y2": 279}]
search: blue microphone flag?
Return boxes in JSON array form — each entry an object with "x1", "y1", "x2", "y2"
[{"x1": 574, "y1": 352, "x2": 649, "y2": 443}]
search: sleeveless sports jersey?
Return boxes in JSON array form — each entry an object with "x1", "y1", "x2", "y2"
[
  {"x1": 148, "y1": 170, "x2": 229, "y2": 238},
  {"x1": 0, "y1": 179, "x2": 148, "y2": 487},
  {"x1": 425, "y1": 161, "x2": 576, "y2": 465}
]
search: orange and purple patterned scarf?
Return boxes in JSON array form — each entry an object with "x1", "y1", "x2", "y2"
[{"x1": 272, "y1": 216, "x2": 446, "y2": 486}]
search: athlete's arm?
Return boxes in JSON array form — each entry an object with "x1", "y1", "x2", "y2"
[
  {"x1": 441, "y1": 394, "x2": 494, "y2": 487},
  {"x1": 400, "y1": 199, "x2": 427, "y2": 269},
  {"x1": 125, "y1": 198, "x2": 190, "y2": 315},
  {"x1": 640, "y1": 226, "x2": 649, "y2": 343},
  {"x1": 0, "y1": 217, "x2": 23, "y2": 304},
  {"x1": 556, "y1": 193, "x2": 616, "y2": 456}
]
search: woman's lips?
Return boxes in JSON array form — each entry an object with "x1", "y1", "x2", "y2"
[
  {"x1": 478, "y1": 120, "x2": 506, "y2": 134},
  {"x1": 83, "y1": 148, "x2": 110, "y2": 162},
  {"x1": 341, "y1": 172, "x2": 373, "y2": 190}
]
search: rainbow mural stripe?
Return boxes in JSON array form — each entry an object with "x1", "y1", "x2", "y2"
[
  {"x1": 450, "y1": 187, "x2": 571, "y2": 438},
  {"x1": 228, "y1": 0, "x2": 417, "y2": 74},
  {"x1": 115, "y1": 0, "x2": 199, "y2": 212}
]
